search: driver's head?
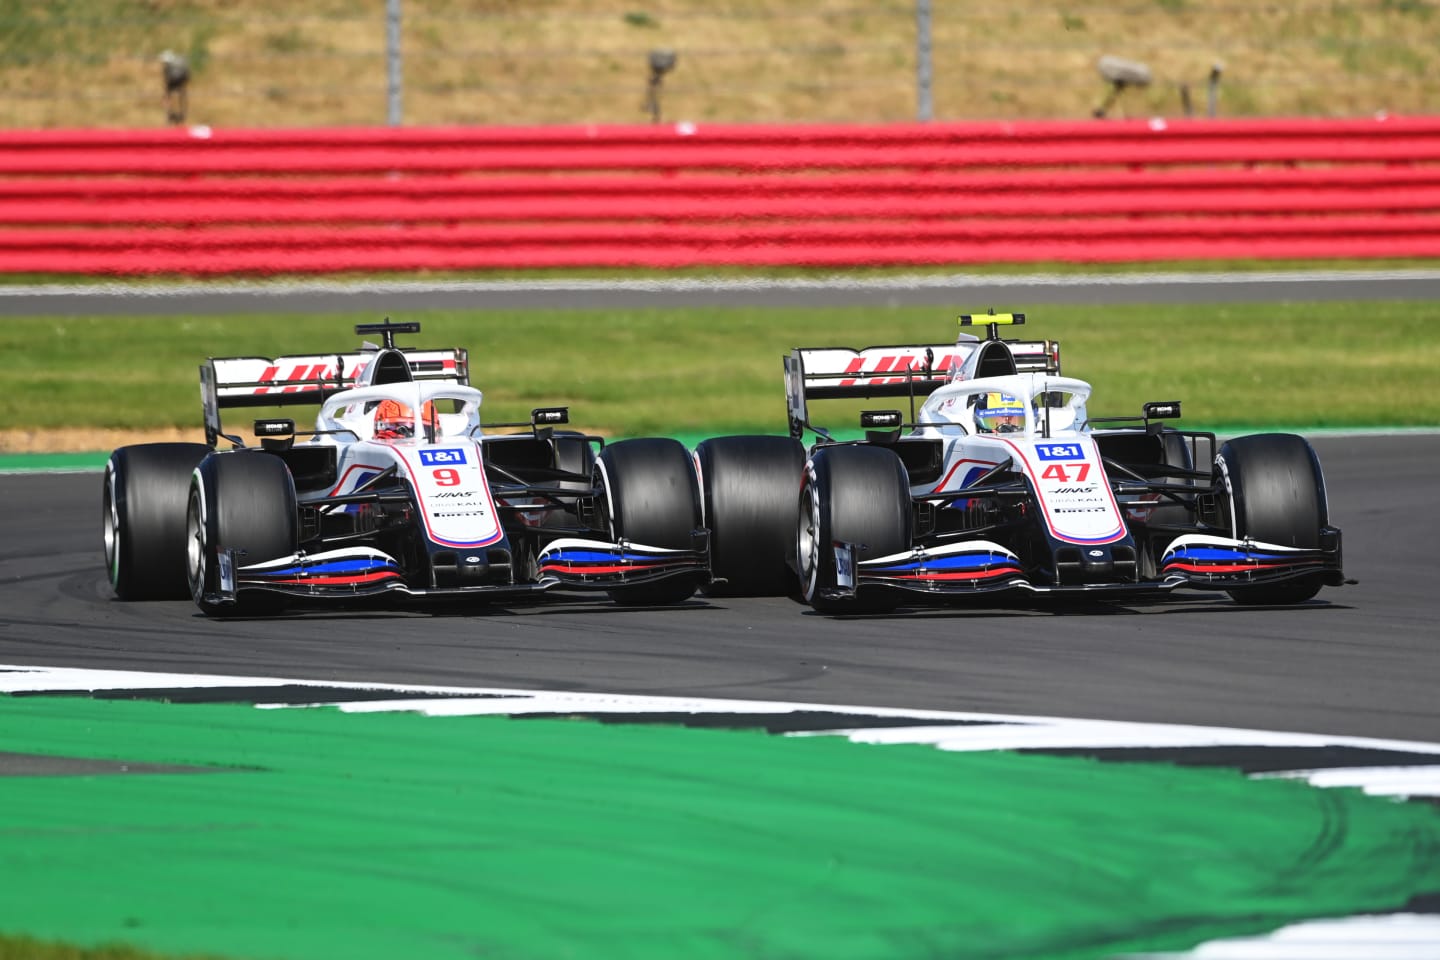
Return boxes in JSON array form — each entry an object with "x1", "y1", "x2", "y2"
[
  {"x1": 373, "y1": 399, "x2": 413, "y2": 439},
  {"x1": 372, "y1": 399, "x2": 438, "y2": 440},
  {"x1": 976, "y1": 392, "x2": 1026, "y2": 433}
]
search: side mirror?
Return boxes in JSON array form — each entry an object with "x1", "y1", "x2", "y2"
[
  {"x1": 255, "y1": 418, "x2": 296, "y2": 451},
  {"x1": 860, "y1": 410, "x2": 903, "y2": 429},
  {"x1": 1143, "y1": 401, "x2": 1182, "y2": 420}
]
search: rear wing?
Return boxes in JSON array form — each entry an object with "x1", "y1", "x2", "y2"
[
  {"x1": 201, "y1": 348, "x2": 468, "y2": 447},
  {"x1": 784, "y1": 339, "x2": 1058, "y2": 439}
]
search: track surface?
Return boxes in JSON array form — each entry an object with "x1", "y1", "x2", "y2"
[{"x1": 1, "y1": 434, "x2": 1434, "y2": 743}]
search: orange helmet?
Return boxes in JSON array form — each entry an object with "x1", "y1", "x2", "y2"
[{"x1": 373, "y1": 399, "x2": 436, "y2": 440}]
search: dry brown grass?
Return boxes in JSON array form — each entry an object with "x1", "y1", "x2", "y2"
[
  {"x1": 2, "y1": 1, "x2": 1437, "y2": 129},
  {"x1": 0, "y1": 426, "x2": 204, "y2": 454}
]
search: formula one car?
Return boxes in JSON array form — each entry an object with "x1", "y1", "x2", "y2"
[
  {"x1": 103, "y1": 320, "x2": 771, "y2": 616},
  {"x1": 782, "y1": 313, "x2": 1348, "y2": 613}
]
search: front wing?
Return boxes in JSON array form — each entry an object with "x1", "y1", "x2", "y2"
[
  {"x1": 200, "y1": 539, "x2": 709, "y2": 606},
  {"x1": 818, "y1": 530, "x2": 1345, "y2": 602}
]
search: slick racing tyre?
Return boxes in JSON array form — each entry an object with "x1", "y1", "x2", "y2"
[
  {"x1": 797, "y1": 445, "x2": 912, "y2": 615},
  {"x1": 695, "y1": 435, "x2": 806, "y2": 597},
  {"x1": 102, "y1": 442, "x2": 212, "y2": 600},
  {"x1": 595, "y1": 437, "x2": 703, "y2": 606},
  {"x1": 1214, "y1": 433, "x2": 1328, "y2": 606},
  {"x1": 186, "y1": 451, "x2": 299, "y2": 617}
]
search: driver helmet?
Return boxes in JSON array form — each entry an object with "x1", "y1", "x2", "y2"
[
  {"x1": 372, "y1": 399, "x2": 436, "y2": 440},
  {"x1": 975, "y1": 392, "x2": 1026, "y2": 434}
]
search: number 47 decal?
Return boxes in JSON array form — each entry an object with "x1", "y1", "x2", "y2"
[{"x1": 1041, "y1": 462, "x2": 1091, "y2": 483}]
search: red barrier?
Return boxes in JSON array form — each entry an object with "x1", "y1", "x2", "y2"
[{"x1": 3, "y1": 117, "x2": 1439, "y2": 274}]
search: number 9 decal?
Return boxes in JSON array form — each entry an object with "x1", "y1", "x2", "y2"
[{"x1": 433, "y1": 468, "x2": 461, "y2": 486}]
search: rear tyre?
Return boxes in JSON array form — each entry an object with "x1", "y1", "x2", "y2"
[
  {"x1": 186, "y1": 452, "x2": 299, "y2": 617},
  {"x1": 1215, "y1": 433, "x2": 1327, "y2": 605},
  {"x1": 102, "y1": 443, "x2": 211, "y2": 600},
  {"x1": 796, "y1": 445, "x2": 912, "y2": 615},
  {"x1": 696, "y1": 435, "x2": 806, "y2": 597},
  {"x1": 595, "y1": 438, "x2": 703, "y2": 606}
]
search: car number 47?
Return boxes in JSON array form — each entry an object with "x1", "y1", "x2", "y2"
[{"x1": 1041, "y1": 463, "x2": 1091, "y2": 483}]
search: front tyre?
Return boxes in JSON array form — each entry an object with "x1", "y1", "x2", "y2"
[
  {"x1": 102, "y1": 443, "x2": 211, "y2": 600},
  {"x1": 595, "y1": 437, "x2": 703, "y2": 606},
  {"x1": 1215, "y1": 433, "x2": 1328, "y2": 605},
  {"x1": 797, "y1": 445, "x2": 912, "y2": 615},
  {"x1": 187, "y1": 452, "x2": 299, "y2": 617}
]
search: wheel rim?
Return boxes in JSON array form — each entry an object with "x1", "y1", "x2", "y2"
[
  {"x1": 797, "y1": 484, "x2": 821, "y2": 602},
  {"x1": 185, "y1": 488, "x2": 207, "y2": 602},
  {"x1": 1214, "y1": 453, "x2": 1240, "y2": 536},
  {"x1": 593, "y1": 460, "x2": 619, "y2": 540},
  {"x1": 102, "y1": 465, "x2": 120, "y2": 588}
]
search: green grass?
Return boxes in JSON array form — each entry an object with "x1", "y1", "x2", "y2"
[{"x1": 3, "y1": 301, "x2": 1438, "y2": 437}]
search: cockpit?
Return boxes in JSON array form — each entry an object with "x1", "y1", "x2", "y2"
[
  {"x1": 919, "y1": 375, "x2": 1090, "y2": 439},
  {"x1": 315, "y1": 385, "x2": 484, "y2": 443}
]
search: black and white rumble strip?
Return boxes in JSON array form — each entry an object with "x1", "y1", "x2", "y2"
[
  {"x1": 4, "y1": 662, "x2": 1439, "y2": 958},
  {"x1": 4, "y1": 663, "x2": 1440, "y2": 800}
]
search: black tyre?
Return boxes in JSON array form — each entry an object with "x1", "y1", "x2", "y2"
[
  {"x1": 186, "y1": 452, "x2": 299, "y2": 617},
  {"x1": 797, "y1": 445, "x2": 912, "y2": 614},
  {"x1": 1215, "y1": 433, "x2": 1328, "y2": 605},
  {"x1": 595, "y1": 437, "x2": 703, "y2": 605},
  {"x1": 696, "y1": 435, "x2": 806, "y2": 597},
  {"x1": 102, "y1": 443, "x2": 211, "y2": 600}
]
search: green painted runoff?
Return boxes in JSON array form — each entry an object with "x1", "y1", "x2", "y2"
[{"x1": 2, "y1": 695, "x2": 1438, "y2": 960}]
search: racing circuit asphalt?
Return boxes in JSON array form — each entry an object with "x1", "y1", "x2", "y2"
[{"x1": 1, "y1": 433, "x2": 1436, "y2": 744}]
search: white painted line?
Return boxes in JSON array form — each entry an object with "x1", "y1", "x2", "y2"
[
  {"x1": 1255, "y1": 766, "x2": 1440, "y2": 798},
  {"x1": 1128, "y1": 914, "x2": 1440, "y2": 959}
]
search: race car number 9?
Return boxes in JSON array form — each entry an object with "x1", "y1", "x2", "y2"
[{"x1": 433, "y1": 468, "x2": 461, "y2": 486}]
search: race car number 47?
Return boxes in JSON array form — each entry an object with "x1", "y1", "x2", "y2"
[{"x1": 1042, "y1": 463, "x2": 1091, "y2": 483}]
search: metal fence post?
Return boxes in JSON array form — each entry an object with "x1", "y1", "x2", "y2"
[
  {"x1": 386, "y1": 0, "x2": 403, "y2": 126},
  {"x1": 915, "y1": 0, "x2": 933, "y2": 121}
]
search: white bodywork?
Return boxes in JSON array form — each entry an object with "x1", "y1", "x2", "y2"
[
  {"x1": 305, "y1": 380, "x2": 504, "y2": 549},
  {"x1": 911, "y1": 372, "x2": 1129, "y2": 547}
]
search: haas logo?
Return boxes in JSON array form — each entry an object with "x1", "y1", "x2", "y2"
[
  {"x1": 252, "y1": 362, "x2": 364, "y2": 394},
  {"x1": 838, "y1": 352, "x2": 958, "y2": 387}
]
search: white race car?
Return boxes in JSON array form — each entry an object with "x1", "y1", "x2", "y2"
[
  {"x1": 103, "y1": 320, "x2": 773, "y2": 615},
  {"x1": 786, "y1": 313, "x2": 1348, "y2": 613}
]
